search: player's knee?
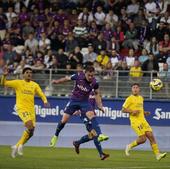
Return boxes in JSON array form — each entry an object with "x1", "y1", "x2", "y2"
[
  {"x1": 140, "y1": 136, "x2": 147, "y2": 144},
  {"x1": 25, "y1": 120, "x2": 34, "y2": 129},
  {"x1": 90, "y1": 129, "x2": 98, "y2": 138}
]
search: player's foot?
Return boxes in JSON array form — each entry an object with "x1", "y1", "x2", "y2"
[
  {"x1": 125, "y1": 144, "x2": 131, "y2": 156},
  {"x1": 49, "y1": 135, "x2": 58, "y2": 147},
  {"x1": 73, "y1": 141, "x2": 80, "y2": 154},
  {"x1": 11, "y1": 145, "x2": 18, "y2": 158},
  {"x1": 17, "y1": 144, "x2": 23, "y2": 156},
  {"x1": 98, "y1": 134, "x2": 109, "y2": 142},
  {"x1": 100, "y1": 153, "x2": 110, "y2": 160},
  {"x1": 156, "y1": 152, "x2": 167, "y2": 161}
]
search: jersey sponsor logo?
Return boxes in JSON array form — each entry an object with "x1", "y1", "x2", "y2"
[
  {"x1": 153, "y1": 108, "x2": 170, "y2": 120},
  {"x1": 77, "y1": 84, "x2": 88, "y2": 92}
]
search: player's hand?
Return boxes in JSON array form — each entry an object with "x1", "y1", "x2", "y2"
[
  {"x1": 3, "y1": 66, "x2": 9, "y2": 76},
  {"x1": 144, "y1": 111, "x2": 150, "y2": 116},
  {"x1": 131, "y1": 110, "x2": 140, "y2": 116},
  {"x1": 44, "y1": 102, "x2": 50, "y2": 108},
  {"x1": 98, "y1": 107, "x2": 105, "y2": 113}
]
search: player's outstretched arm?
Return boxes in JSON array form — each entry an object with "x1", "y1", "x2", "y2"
[
  {"x1": 52, "y1": 75, "x2": 71, "y2": 84},
  {"x1": 94, "y1": 89, "x2": 104, "y2": 113},
  {"x1": 35, "y1": 84, "x2": 50, "y2": 107}
]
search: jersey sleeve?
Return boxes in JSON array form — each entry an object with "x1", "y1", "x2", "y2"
[
  {"x1": 35, "y1": 83, "x2": 47, "y2": 103},
  {"x1": 70, "y1": 73, "x2": 79, "y2": 80},
  {"x1": 3, "y1": 77, "x2": 20, "y2": 89},
  {"x1": 94, "y1": 82, "x2": 99, "y2": 90},
  {"x1": 122, "y1": 97, "x2": 132, "y2": 109}
]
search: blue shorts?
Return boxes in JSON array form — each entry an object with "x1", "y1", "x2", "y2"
[{"x1": 64, "y1": 100, "x2": 93, "y2": 115}]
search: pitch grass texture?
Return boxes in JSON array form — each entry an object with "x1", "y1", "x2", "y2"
[{"x1": 0, "y1": 146, "x2": 169, "y2": 169}]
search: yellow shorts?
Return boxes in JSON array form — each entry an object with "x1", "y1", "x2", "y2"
[
  {"x1": 131, "y1": 120, "x2": 152, "y2": 136},
  {"x1": 18, "y1": 111, "x2": 36, "y2": 126}
]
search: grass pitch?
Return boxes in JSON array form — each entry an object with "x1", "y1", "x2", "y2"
[{"x1": 0, "y1": 146, "x2": 169, "y2": 169}]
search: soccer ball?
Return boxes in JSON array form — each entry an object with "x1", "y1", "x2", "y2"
[{"x1": 150, "y1": 79, "x2": 163, "y2": 91}]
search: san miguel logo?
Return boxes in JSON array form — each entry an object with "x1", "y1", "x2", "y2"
[{"x1": 153, "y1": 108, "x2": 170, "y2": 120}]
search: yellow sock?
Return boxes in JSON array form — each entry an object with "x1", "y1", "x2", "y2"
[
  {"x1": 16, "y1": 130, "x2": 30, "y2": 147},
  {"x1": 129, "y1": 140, "x2": 138, "y2": 149},
  {"x1": 151, "y1": 144, "x2": 160, "y2": 155}
]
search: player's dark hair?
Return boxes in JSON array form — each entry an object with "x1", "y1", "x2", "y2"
[
  {"x1": 85, "y1": 66, "x2": 95, "y2": 73},
  {"x1": 131, "y1": 83, "x2": 140, "y2": 87},
  {"x1": 22, "y1": 67, "x2": 32, "y2": 74}
]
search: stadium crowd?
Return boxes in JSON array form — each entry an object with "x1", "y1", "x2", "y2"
[{"x1": 0, "y1": 0, "x2": 169, "y2": 79}]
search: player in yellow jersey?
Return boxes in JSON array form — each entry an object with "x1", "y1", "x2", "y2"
[
  {"x1": 122, "y1": 83, "x2": 166, "y2": 161},
  {"x1": 0, "y1": 67, "x2": 49, "y2": 158}
]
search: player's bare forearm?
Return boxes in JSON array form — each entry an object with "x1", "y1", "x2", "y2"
[
  {"x1": 52, "y1": 76, "x2": 71, "y2": 84},
  {"x1": 95, "y1": 89, "x2": 104, "y2": 112},
  {"x1": 144, "y1": 111, "x2": 150, "y2": 116}
]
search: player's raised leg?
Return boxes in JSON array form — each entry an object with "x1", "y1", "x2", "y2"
[{"x1": 49, "y1": 113, "x2": 71, "y2": 147}]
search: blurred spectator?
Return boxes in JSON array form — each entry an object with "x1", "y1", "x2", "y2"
[
  {"x1": 139, "y1": 48, "x2": 149, "y2": 64},
  {"x1": 61, "y1": 19, "x2": 72, "y2": 37},
  {"x1": 94, "y1": 6, "x2": 105, "y2": 30},
  {"x1": 56, "y1": 48, "x2": 68, "y2": 69},
  {"x1": 157, "y1": 0, "x2": 170, "y2": 15},
  {"x1": 112, "y1": 26, "x2": 124, "y2": 51},
  {"x1": 126, "y1": 0, "x2": 139, "y2": 17},
  {"x1": 124, "y1": 48, "x2": 136, "y2": 68},
  {"x1": 65, "y1": 32, "x2": 78, "y2": 53},
  {"x1": 144, "y1": 0, "x2": 160, "y2": 30},
  {"x1": 116, "y1": 61, "x2": 129, "y2": 76},
  {"x1": 69, "y1": 46, "x2": 83, "y2": 69},
  {"x1": 22, "y1": 20, "x2": 34, "y2": 39},
  {"x1": 83, "y1": 44, "x2": 97, "y2": 65},
  {"x1": 158, "y1": 33, "x2": 170, "y2": 63},
  {"x1": 73, "y1": 19, "x2": 88, "y2": 47},
  {"x1": 142, "y1": 53, "x2": 159, "y2": 76},
  {"x1": 129, "y1": 60, "x2": 143, "y2": 78},
  {"x1": 158, "y1": 63, "x2": 169, "y2": 78},
  {"x1": 145, "y1": 36, "x2": 159, "y2": 56},
  {"x1": 5, "y1": 7, "x2": 17, "y2": 28},
  {"x1": 32, "y1": 59, "x2": 45, "y2": 70},
  {"x1": 110, "y1": 50, "x2": 121, "y2": 69},
  {"x1": 78, "y1": 7, "x2": 93, "y2": 26},
  {"x1": 25, "y1": 33, "x2": 38, "y2": 55},
  {"x1": 96, "y1": 50, "x2": 110, "y2": 68},
  {"x1": 38, "y1": 31, "x2": 51, "y2": 51},
  {"x1": 122, "y1": 22, "x2": 139, "y2": 50},
  {"x1": 93, "y1": 33, "x2": 107, "y2": 53},
  {"x1": 0, "y1": 7, "x2": 7, "y2": 40},
  {"x1": 88, "y1": 21, "x2": 99, "y2": 42},
  {"x1": 105, "y1": 9, "x2": 118, "y2": 28},
  {"x1": 134, "y1": 8, "x2": 146, "y2": 27}
]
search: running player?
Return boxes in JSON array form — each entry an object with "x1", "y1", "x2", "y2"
[
  {"x1": 0, "y1": 67, "x2": 49, "y2": 158},
  {"x1": 122, "y1": 83, "x2": 166, "y2": 161}
]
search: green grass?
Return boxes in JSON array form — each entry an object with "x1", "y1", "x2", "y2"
[{"x1": 0, "y1": 146, "x2": 169, "y2": 169}]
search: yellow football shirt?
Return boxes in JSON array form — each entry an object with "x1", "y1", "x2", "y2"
[
  {"x1": 122, "y1": 94, "x2": 145, "y2": 123},
  {"x1": 96, "y1": 55, "x2": 109, "y2": 67},
  {"x1": 4, "y1": 79, "x2": 47, "y2": 113}
]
